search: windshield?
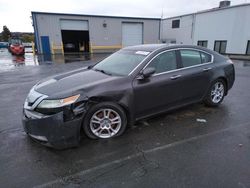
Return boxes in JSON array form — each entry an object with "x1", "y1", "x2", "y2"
[
  {"x1": 10, "y1": 39, "x2": 22, "y2": 45},
  {"x1": 93, "y1": 50, "x2": 149, "y2": 76}
]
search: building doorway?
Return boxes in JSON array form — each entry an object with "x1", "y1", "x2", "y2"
[{"x1": 61, "y1": 30, "x2": 90, "y2": 53}]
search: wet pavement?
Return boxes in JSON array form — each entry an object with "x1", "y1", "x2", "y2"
[
  {"x1": 0, "y1": 48, "x2": 38, "y2": 72},
  {"x1": 0, "y1": 48, "x2": 110, "y2": 72},
  {"x1": 0, "y1": 58, "x2": 250, "y2": 188}
]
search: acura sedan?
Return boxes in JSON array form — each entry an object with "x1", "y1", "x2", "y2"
[{"x1": 23, "y1": 44, "x2": 235, "y2": 149}]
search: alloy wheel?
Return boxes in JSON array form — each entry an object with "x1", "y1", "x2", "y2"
[
  {"x1": 211, "y1": 81, "x2": 225, "y2": 104},
  {"x1": 90, "y1": 108, "x2": 122, "y2": 138}
]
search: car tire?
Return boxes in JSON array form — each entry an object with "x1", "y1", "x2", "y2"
[
  {"x1": 204, "y1": 79, "x2": 226, "y2": 107},
  {"x1": 83, "y1": 102, "x2": 127, "y2": 139}
]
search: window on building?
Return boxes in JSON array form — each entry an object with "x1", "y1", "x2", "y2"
[
  {"x1": 147, "y1": 50, "x2": 177, "y2": 74},
  {"x1": 197, "y1": 41, "x2": 208, "y2": 48},
  {"x1": 214, "y1": 41, "x2": 227, "y2": 54},
  {"x1": 246, "y1": 41, "x2": 250, "y2": 55},
  {"x1": 172, "y1": 19, "x2": 180, "y2": 28}
]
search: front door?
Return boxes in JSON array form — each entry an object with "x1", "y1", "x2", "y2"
[{"x1": 132, "y1": 50, "x2": 183, "y2": 118}]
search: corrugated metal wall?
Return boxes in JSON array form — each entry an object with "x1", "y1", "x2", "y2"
[
  {"x1": 161, "y1": 4, "x2": 250, "y2": 55},
  {"x1": 32, "y1": 13, "x2": 160, "y2": 54}
]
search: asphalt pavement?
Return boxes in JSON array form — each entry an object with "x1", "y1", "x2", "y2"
[{"x1": 0, "y1": 59, "x2": 250, "y2": 188}]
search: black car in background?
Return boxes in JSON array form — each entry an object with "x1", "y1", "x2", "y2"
[{"x1": 23, "y1": 44, "x2": 235, "y2": 149}]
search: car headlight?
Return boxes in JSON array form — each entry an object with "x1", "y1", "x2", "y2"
[{"x1": 37, "y1": 94, "x2": 80, "y2": 108}]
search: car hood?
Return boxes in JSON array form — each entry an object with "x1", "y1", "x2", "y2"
[{"x1": 34, "y1": 68, "x2": 119, "y2": 98}]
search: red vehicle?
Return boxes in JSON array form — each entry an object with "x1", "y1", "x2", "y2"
[{"x1": 8, "y1": 39, "x2": 25, "y2": 55}]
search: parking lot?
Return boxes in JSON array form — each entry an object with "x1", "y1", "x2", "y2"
[{"x1": 0, "y1": 57, "x2": 250, "y2": 188}]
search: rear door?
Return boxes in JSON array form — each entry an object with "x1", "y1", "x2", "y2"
[{"x1": 177, "y1": 49, "x2": 213, "y2": 103}]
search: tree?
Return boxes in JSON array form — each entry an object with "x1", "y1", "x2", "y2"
[
  {"x1": 1, "y1": 25, "x2": 11, "y2": 41},
  {"x1": 21, "y1": 34, "x2": 34, "y2": 42}
]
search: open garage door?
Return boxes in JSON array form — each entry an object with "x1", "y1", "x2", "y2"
[
  {"x1": 122, "y1": 23, "x2": 143, "y2": 47},
  {"x1": 60, "y1": 19, "x2": 90, "y2": 53}
]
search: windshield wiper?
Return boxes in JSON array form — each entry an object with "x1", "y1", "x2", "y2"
[{"x1": 93, "y1": 68, "x2": 112, "y2": 76}]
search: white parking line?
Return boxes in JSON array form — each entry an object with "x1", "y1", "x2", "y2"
[{"x1": 34, "y1": 122, "x2": 249, "y2": 188}]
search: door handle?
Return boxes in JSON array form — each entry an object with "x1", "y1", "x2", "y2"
[
  {"x1": 203, "y1": 67, "x2": 212, "y2": 72},
  {"x1": 170, "y1": 75, "x2": 182, "y2": 80}
]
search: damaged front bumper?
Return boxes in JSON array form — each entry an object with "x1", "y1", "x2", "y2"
[{"x1": 22, "y1": 109, "x2": 84, "y2": 149}]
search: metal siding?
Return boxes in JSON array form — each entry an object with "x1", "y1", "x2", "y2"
[
  {"x1": 36, "y1": 14, "x2": 63, "y2": 53},
  {"x1": 161, "y1": 4, "x2": 250, "y2": 55},
  {"x1": 122, "y1": 23, "x2": 143, "y2": 47},
  {"x1": 161, "y1": 15, "x2": 194, "y2": 45},
  {"x1": 88, "y1": 17, "x2": 122, "y2": 46},
  {"x1": 89, "y1": 18, "x2": 160, "y2": 46},
  {"x1": 33, "y1": 13, "x2": 160, "y2": 53},
  {"x1": 32, "y1": 13, "x2": 41, "y2": 53},
  {"x1": 32, "y1": 11, "x2": 161, "y2": 20},
  {"x1": 194, "y1": 5, "x2": 250, "y2": 54},
  {"x1": 143, "y1": 20, "x2": 161, "y2": 44},
  {"x1": 60, "y1": 19, "x2": 89, "y2": 30}
]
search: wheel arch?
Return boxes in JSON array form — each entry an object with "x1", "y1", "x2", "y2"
[
  {"x1": 216, "y1": 77, "x2": 228, "y2": 95},
  {"x1": 86, "y1": 96, "x2": 133, "y2": 126}
]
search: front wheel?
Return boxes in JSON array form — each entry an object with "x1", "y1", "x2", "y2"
[
  {"x1": 83, "y1": 102, "x2": 127, "y2": 139},
  {"x1": 204, "y1": 79, "x2": 226, "y2": 107}
]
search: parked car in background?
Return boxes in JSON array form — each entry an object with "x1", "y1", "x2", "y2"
[
  {"x1": 0, "y1": 42, "x2": 9, "y2": 48},
  {"x1": 8, "y1": 38, "x2": 25, "y2": 55},
  {"x1": 22, "y1": 44, "x2": 235, "y2": 149}
]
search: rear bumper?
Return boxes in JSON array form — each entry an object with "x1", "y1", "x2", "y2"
[{"x1": 22, "y1": 111, "x2": 83, "y2": 149}]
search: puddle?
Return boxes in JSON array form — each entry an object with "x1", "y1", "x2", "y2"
[
  {"x1": 0, "y1": 48, "x2": 110, "y2": 72},
  {"x1": 0, "y1": 48, "x2": 38, "y2": 72}
]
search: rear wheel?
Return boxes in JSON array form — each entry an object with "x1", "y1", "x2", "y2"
[
  {"x1": 83, "y1": 102, "x2": 127, "y2": 139},
  {"x1": 204, "y1": 79, "x2": 226, "y2": 107}
]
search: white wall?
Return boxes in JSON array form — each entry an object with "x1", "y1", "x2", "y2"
[
  {"x1": 161, "y1": 15, "x2": 194, "y2": 45},
  {"x1": 194, "y1": 5, "x2": 250, "y2": 54},
  {"x1": 161, "y1": 4, "x2": 250, "y2": 55}
]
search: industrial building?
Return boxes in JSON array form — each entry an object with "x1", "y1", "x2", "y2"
[
  {"x1": 31, "y1": 12, "x2": 161, "y2": 54},
  {"x1": 32, "y1": 1, "x2": 250, "y2": 57},
  {"x1": 161, "y1": 1, "x2": 250, "y2": 56}
]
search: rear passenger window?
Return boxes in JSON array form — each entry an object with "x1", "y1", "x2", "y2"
[
  {"x1": 147, "y1": 51, "x2": 177, "y2": 74},
  {"x1": 180, "y1": 50, "x2": 201, "y2": 67},
  {"x1": 201, "y1": 52, "x2": 212, "y2": 63}
]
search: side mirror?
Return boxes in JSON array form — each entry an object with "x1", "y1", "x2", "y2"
[
  {"x1": 87, "y1": 65, "x2": 93, "y2": 69},
  {"x1": 138, "y1": 67, "x2": 156, "y2": 80}
]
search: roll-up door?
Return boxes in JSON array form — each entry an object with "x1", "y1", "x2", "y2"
[
  {"x1": 60, "y1": 19, "x2": 89, "y2": 30},
  {"x1": 122, "y1": 23, "x2": 143, "y2": 47}
]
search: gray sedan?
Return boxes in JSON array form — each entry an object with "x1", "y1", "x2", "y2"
[{"x1": 23, "y1": 44, "x2": 235, "y2": 149}]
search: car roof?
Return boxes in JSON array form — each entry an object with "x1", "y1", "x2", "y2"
[
  {"x1": 123, "y1": 44, "x2": 213, "y2": 53},
  {"x1": 123, "y1": 44, "x2": 169, "y2": 52}
]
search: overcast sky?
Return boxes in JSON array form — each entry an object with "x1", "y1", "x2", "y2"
[{"x1": 0, "y1": 0, "x2": 249, "y2": 32}]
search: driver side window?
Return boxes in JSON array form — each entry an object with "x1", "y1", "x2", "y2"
[{"x1": 147, "y1": 50, "x2": 177, "y2": 74}]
